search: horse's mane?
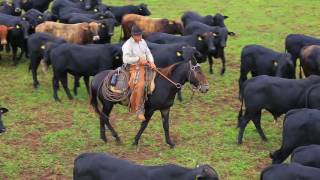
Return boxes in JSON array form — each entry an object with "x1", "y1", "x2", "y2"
[{"x1": 158, "y1": 63, "x2": 181, "y2": 77}]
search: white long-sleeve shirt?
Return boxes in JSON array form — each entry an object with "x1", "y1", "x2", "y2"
[{"x1": 122, "y1": 37, "x2": 154, "y2": 64}]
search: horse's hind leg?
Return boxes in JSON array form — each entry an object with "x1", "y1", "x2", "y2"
[
  {"x1": 101, "y1": 103, "x2": 121, "y2": 143},
  {"x1": 133, "y1": 110, "x2": 154, "y2": 146}
]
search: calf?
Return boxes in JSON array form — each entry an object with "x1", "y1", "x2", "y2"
[
  {"x1": 291, "y1": 145, "x2": 320, "y2": 168},
  {"x1": 28, "y1": 32, "x2": 66, "y2": 88},
  {"x1": 0, "y1": 108, "x2": 8, "y2": 134},
  {"x1": 261, "y1": 163, "x2": 320, "y2": 180},
  {"x1": 305, "y1": 84, "x2": 320, "y2": 111},
  {"x1": 35, "y1": 21, "x2": 101, "y2": 44},
  {"x1": 184, "y1": 21, "x2": 235, "y2": 74},
  {"x1": 300, "y1": 45, "x2": 320, "y2": 77},
  {"x1": 285, "y1": 34, "x2": 320, "y2": 78},
  {"x1": 106, "y1": 3, "x2": 151, "y2": 23},
  {"x1": 74, "y1": 153, "x2": 219, "y2": 180},
  {"x1": 239, "y1": 45, "x2": 295, "y2": 91},
  {"x1": 45, "y1": 43, "x2": 122, "y2": 101},
  {"x1": 237, "y1": 75, "x2": 320, "y2": 144},
  {"x1": 181, "y1": 11, "x2": 228, "y2": 27},
  {"x1": 0, "y1": 13, "x2": 30, "y2": 65},
  {"x1": 146, "y1": 32, "x2": 216, "y2": 63},
  {"x1": 122, "y1": 14, "x2": 183, "y2": 40},
  {"x1": 52, "y1": 0, "x2": 102, "y2": 16},
  {"x1": 271, "y1": 109, "x2": 320, "y2": 164}
]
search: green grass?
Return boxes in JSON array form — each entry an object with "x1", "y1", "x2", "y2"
[{"x1": 1, "y1": 0, "x2": 320, "y2": 179}]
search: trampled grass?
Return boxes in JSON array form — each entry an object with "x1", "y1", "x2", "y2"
[{"x1": 1, "y1": 0, "x2": 320, "y2": 179}]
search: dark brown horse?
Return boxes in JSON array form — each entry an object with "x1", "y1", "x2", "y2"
[{"x1": 90, "y1": 59, "x2": 209, "y2": 148}]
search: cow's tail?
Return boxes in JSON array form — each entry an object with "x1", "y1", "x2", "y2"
[
  {"x1": 89, "y1": 80, "x2": 101, "y2": 115},
  {"x1": 237, "y1": 95, "x2": 244, "y2": 128}
]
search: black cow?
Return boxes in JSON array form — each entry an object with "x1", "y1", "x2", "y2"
[
  {"x1": 43, "y1": 11, "x2": 58, "y2": 22},
  {"x1": 300, "y1": 45, "x2": 320, "y2": 77},
  {"x1": 271, "y1": 109, "x2": 320, "y2": 164},
  {"x1": 74, "y1": 153, "x2": 219, "y2": 180},
  {"x1": 291, "y1": 145, "x2": 320, "y2": 168},
  {"x1": 0, "y1": 1, "x2": 20, "y2": 16},
  {"x1": 237, "y1": 75, "x2": 320, "y2": 144},
  {"x1": 146, "y1": 32, "x2": 215, "y2": 63},
  {"x1": 181, "y1": 11, "x2": 228, "y2": 27},
  {"x1": 105, "y1": 3, "x2": 151, "y2": 23},
  {"x1": 12, "y1": 0, "x2": 54, "y2": 13},
  {"x1": 0, "y1": 107, "x2": 8, "y2": 134},
  {"x1": 306, "y1": 84, "x2": 320, "y2": 109},
  {"x1": 184, "y1": 21, "x2": 235, "y2": 74},
  {"x1": 51, "y1": 0, "x2": 101, "y2": 16},
  {"x1": 45, "y1": 43, "x2": 123, "y2": 101},
  {"x1": 261, "y1": 163, "x2": 320, "y2": 180},
  {"x1": 28, "y1": 32, "x2": 66, "y2": 88},
  {"x1": 285, "y1": 34, "x2": 320, "y2": 78},
  {"x1": 0, "y1": 12, "x2": 30, "y2": 65},
  {"x1": 63, "y1": 12, "x2": 114, "y2": 24},
  {"x1": 239, "y1": 45, "x2": 295, "y2": 91},
  {"x1": 22, "y1": 9, "x2": 45, "y2": 31}
]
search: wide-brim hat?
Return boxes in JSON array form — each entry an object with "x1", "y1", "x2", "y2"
[{"x1": 131, "y1": 25, "x2": 143, "y2": 36}]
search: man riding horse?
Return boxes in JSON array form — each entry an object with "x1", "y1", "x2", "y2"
[{"x1": 122, "y1": 25, "x2": 157, "y2": 121}]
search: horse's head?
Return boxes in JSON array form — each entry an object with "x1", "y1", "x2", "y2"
[{"x1": 187, "y1": 58, "x2": 209, "y2": 93}]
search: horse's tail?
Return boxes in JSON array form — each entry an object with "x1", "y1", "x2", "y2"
[{"x1": 89, "y1": 79, "x2": 101, "y2": 115}]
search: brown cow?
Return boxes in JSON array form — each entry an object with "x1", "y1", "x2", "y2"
[
  {"x1": 300, "y1": 45, "x2": 320, "y2": 77},
  {"x1": 0, "y1": 25, "x2": 13, "y2": 60},
  {"x1": 35, "y1": 21, "x2": 101, "y2": 44},
  {"x1": 121, "y1": 14, "x2": 184, "y2": 40}
]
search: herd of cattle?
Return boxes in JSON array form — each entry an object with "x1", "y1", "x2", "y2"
[{"x1": 1, "y1": 0, "x2": 320, "y2": 179}]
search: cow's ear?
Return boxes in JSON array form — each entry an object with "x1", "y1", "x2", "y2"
[
  {"x1": 224, "y1": 16, "x2": 229, "y2": 19},
  {"x1": 0, "y1": 108, "x2": 8, "y2": 114},
  {"x1": 228, "y1": 32, "x2": 236, "y2": 36},
  {"x1": 197, "y1": 35, "x2": 203, "y2": 41},
  {"x1": 273, "y1": 60, "x2": 278, "y2": 67}
]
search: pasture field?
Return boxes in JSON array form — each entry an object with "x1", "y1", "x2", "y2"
[{"x1": 1, "y1": 0, "x2": 320, "y2": 179}]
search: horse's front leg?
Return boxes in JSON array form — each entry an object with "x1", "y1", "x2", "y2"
[
  {"x1": 133, "y1": 110, "x2": 154, "y2": 146},
  {"x1": 160, "y1": 108, "x2": 175, "y2": 148}
]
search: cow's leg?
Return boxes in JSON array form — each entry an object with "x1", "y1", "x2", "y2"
[
  {"x1": 252, "y1": 111, "x2": 267, "y2": 141},
  {"x1": 30, "y1": 55, "x2": 40, "y2": 88},
  {"x1": 83, "y1": 76, "x2": 90, "y2": 94},
  {"x1": 237, "y1": 109, "x2": 252, "y2": 144},
  {"x1": 73, "y1": 76, "x2": 80, "y2": 95},
  {"x1": 239, "y1": 66, "x2": 249, "y2": 99},
  {"x1": 220, "y1": 50, "x2": 226, "y2": 75},
  {"x1": 133, "y1": 110, "x2": 154, "y2": 146},
  {"x1": 60, "y1": 74, "x2": 73, "y2": 100},
  {"x1": 52, "y1": 74, "x2": 60, "y2": 102},
  {"x1": 160, "y1": 108, "x2": 175, "y2": 148},
  {"x1": 11, "y1": 46, "x2": 18, "y2": 66},
  {"x1": 208, "y1": 55, "x2": 214, "y2": 74},
  {"x1": 18, "y1": 49, "x2": 24, "y2": 60},
  {"x1": 5, "y1": 43, "x2": 10, "y2": 52}
]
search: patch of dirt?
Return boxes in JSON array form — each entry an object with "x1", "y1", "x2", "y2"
[
  {"x1": 114, "y1": 147, "x2": 160, "y2": 162},
  {"x1": 38, "y1": 171, "x2": 69, "y2": 180}
]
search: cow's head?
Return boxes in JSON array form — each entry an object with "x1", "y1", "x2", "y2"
[
  {"x1": 166, "y1": 20, "x2": 184, "y2": 35},
  {"x1": 212, "y1": 13, "x2": 228, "y2": 27},
  {"x1": 40, "y1": 41, "x2": 65, "y2": 70},
  {"x1": 112, "y1": 45, "x2": 123, "y2": 69},
  {"x1": 12, "y1": 20, "x2": 30, "y2": 39},
  {"x1": 98, "y1": 18, "x2": 118, "y2": 37},
  {"x1": 87, "y1": 22, "x2": 100, "y2": 42},
  {"x1": 212, "y1": 27, "x2": 235, "y2": 48},
  {"x1": 0, "y1": 26, "x2": 14, "y2": 45},
  {"x1": 0, "y1": 108, "x2": 8, "y2": 134},
  {"x1": 137, "y1": 3, "x2": 151, "y2": 16},
  {"x1": 273, "y1": 53, "x2": 295, "y2": 79},
  {"x1": 196, "y1": 32, "x2": 217, "y2": 55},
  {"x1": 83, "y1": 0, "x2": 101, "y2": 11},
  {"x1": 12, "y1": 0, "x2": 22, "y2": 14},
  {"x1": 195, "y1": 164, "x2": 219, "y2": 180}
]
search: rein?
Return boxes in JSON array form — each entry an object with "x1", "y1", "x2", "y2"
[{"x1": 153, "y1": 67, "x2": 182, "y2": 89}]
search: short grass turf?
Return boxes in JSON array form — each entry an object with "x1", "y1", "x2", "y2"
[{"x1": 1, "y1": 0, "x2": 320, "y2": 179}]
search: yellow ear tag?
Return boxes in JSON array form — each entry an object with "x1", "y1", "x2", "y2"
[
  {"x1": 16, "y1": 25, "x2": 20, "y2": 29},
  {"x1": 94, "y1": 9, "x2": 98, "y2": 12},
  {"x1": 169, "y1": 21, "x2": 174, "y2": 25},
  {"x1": 198, "y1": 36, "x2": 203, "y2": 41},
  {"x1": 177, "y1": 52, "x2": 182, "y2": 57},
  {"x1": 213, "y1": 33, "x2": 217, "y2": 37},
  {"x1": 38, "y1": 16, "x2": 43, "y2": 19},
  {"x1": 274, "y1": 61, "x2": 278, "y2": 66},
  {"x1": 40, "y1": 45, "x2": 46, "y2": 49},
  {"x1": 8, "y1": 3, "x2": 12, "y2": 6},
  {"x1": 22, "y1": 17, "x2": 26, "y2": 20},
  {"x1": 100, "y1": 16, "x2": 104, "y2": 19},
  {"x1": 115, "y1": 56, "x2": 119, "y2": 59}
]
